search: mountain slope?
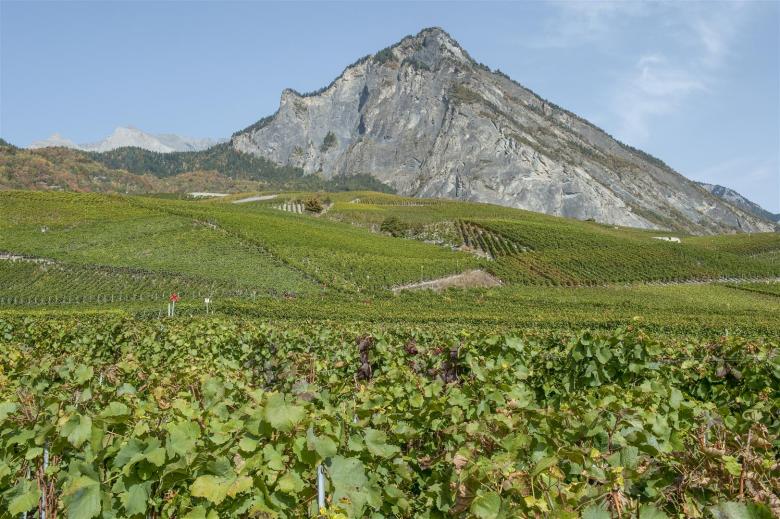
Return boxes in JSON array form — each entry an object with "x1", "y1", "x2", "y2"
[
  {"x1": 1, "y1": 139, "x2": 166, "y2": 193},
  {"x1": 698, "y1": 182, "x2": 779, "y2": 224},
  {"x1": 232, "y1": 27, "x2": 774, "y2": 234},
  {"x1": 30, "y1": 126, "x2": 222, "y2": 153},
  {"x1": 0, "y1": 139, "x2": 393, "y2": 194}
]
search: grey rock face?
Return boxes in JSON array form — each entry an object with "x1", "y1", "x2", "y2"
[
  {"x1": 697, "y1": 182, "x2": 779, "y2": 225},
  {"x1": 233, "y1": 27, "x2": 775, "y2": 233}
]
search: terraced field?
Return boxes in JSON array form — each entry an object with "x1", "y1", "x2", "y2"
[
  {"x1": 2, "y1": 190, "x2": 779, "y2": 304},
  {"x1": 128, "y1": 197, "x2": 480, "y2": 291},
  {"x1": 320, "y1": 192, "x2": 780, "y2": 286},
  {"x1": 0, "y1": 191, "x2": 480, "y2": 297},
  {"x1": 0, "y1": 259, "x2": 279, "y2": 305},
  {"x1": 0, "y1": 192, "x2": 318, "y2": 298}
]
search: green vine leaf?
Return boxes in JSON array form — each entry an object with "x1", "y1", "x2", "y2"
[
  {"x1": 73, "y1": 364, "x2": 94, "y2": 384},
  {"x1": 639, "y1": 504, "x2": 670, "y2": 519},
  {"x1": 0, "y1": 402, "x2": 17, "y2": 423},
  {"x1": 582, "y1": 504, "x2": 610, "y2": 519},
  {"x1": 276, "y1": 471, "x2": 305, "y2": 495},
  {"x1": 63, "y1": 475, "x2": 102, "y2": 519},
  {"x1": 364, "y1": 428, "x2": 400, "y2": 458},
  {"x1": 61, "y1": 414, "x2": 93, "y2": 447},
  {"x1": 191, "y1": 475, "x2": 231, "y2": 505},
  {"x1": 123, "y1": 483, "x2": 148, "y2": 516},
  {"x1": 709, "y1": 502, "x2": 774, "y2": 519},
  {"x1": 326, "y1": 455, "x2": 369, "y2": 517},
  {"x1": 264, "y1": 392, "x2": 305, "y2": 432},
  {"x1": 8, "y1": 481, "x2": 41, "y2": 514},
  {"x1": 470, "y1": 491, "x2": 501, "y2": 519}
]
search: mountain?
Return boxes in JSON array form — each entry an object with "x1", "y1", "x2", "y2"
[
  {"x1": 232, "y1": 27, "x2": 774, "y2": 234},
  {"x1": 29, "y1": 133, "x2": 80, "y2": 150},
  {"x1": 154, "y1": 133, "x2": 224, "y2": 152},
  {"x1": 698, "y1": 182, "x2": 780, "y2": 224},
  {"x1": 29, "y1": 127, "x2": 222, "y2": 153}
]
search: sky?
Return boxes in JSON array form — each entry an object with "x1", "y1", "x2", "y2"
[{"x1": 1, "y1": 1, "x2": 778, "y2": 212}]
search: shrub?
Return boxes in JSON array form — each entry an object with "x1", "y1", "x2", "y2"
[
  {"x1": 374, "y1": 47, "x2": 396, "y2": 64},
  {"x1": 304, "y1": 197, "x2": 324, "y2": 213},
  {"x1": 380, "y1": 216, "x2": 410, "y2": 237},
  {"x1": 320, "y1": 131, "x2": 337, "y2": 153}
]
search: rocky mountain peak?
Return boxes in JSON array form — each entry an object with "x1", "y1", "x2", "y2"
[
  {"x1": 380, "y1": 27, "x2": 472, "y2": 68},
  {"x1": 231, "y1": 27, "x2": 776, "y2": 234}
]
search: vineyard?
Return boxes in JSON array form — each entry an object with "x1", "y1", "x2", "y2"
[
  {"x1": 723, "y1": 281, "x2": 780, "y2": 298},
  {"x1": 0, "y1": 259, "x2": 297, "y2": 305},
  {"x1": 2, "y1": 191, "x2": 779, "y2": 301},
  {"x1": 0, "y1": 191, "x2": 479, "y2": 295},
  {"x1": 273, "y1": 201, "x2": 306, "y2": 215},
  {"x1": 123, "y1": 197, "x2": 480, "y2": 292},
  {"x1": 457, "y1": 221, "x2": 525, "y2": 258},
  {"x1": 325, "y1": 194, "x2": 780, "y2": 287},
  {"x1": 1, "y1": 189, "x2": 779, "y2": 518},
  {"x1": 487, "y1": 246, "x2": 780, "y2": 286},
  {"x1": 462, "y1": 220, "x2": 780, "y2": 286},
  {"x1": 0, "y1": 282, "x2": 779, "y2": 336},
  {"x1": 0, "y1": 318, "x2": 777, "y2": 518},
  {"x1": 685, "y1": 233, "x2": 780, "y2": 256},
  {"x1": 0, "y1": 192, "x2": 317, "y2": 295}
]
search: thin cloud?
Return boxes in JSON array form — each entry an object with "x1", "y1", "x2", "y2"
[
  {"x1": 527, "y1": 1, "x2": 647, "y2": 48},
  {"x1": 614, "y1": 54, "x2": 706, "y2": 142},
  {"x1": 529, "y1": 2, "x2": 751, "y2": 144},
  {"x1": 610, "y1": 2, "x2": 749, "y2": 144},
  {"x1": 689, "y1": 3, "x2": 744, "y2": 68}
]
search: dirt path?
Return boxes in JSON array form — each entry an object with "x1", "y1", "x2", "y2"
[
  {"x1": 0, "y1": 253, "x2": 54, "y2": 265},
  {"x1": 392, "y1": 269, "x2": 502, "y2": 293},
  {"x1": 392, "y1": 271, "x2": 780, "y2": 294},
  {"x1": 635, "y1": 276, "x2": 780, "y2": 287}
]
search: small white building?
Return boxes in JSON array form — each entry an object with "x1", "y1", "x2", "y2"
[{"x1": 652, "y1": 236, "x2": 681, "y2": 243}]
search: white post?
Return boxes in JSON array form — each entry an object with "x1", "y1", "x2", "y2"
[
  {"x1": 317, "y1": 464, "x2": 326, "y2": 511},
  {"x1": 40, "y1": 443, "x2": 49, "y2": 519}
]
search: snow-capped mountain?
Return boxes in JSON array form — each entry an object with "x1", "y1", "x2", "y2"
[
  {"x1": 29, "y1": 127, "x2": 222, "y2": 153},
  {"x1": 29, "y1": 133, "x2": 80, "y2": 150}
]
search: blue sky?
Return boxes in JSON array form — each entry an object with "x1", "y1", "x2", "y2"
[{"x1": 1, "y1": 1, "x2": 778, "y2": 211}]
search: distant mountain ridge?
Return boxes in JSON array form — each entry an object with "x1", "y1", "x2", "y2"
[
  {"x1": 30, "y1": 126, "x2": 223, "y2": 153},
  {"x1": 0, "y1": 138, "x2": 392, "y2": 194},
  {"x1": 231, "y1": 27, "x2": 775, "y2": 234},
  {"x1": 698, "y1": 182, "x2": 779, "y2": 224}
]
